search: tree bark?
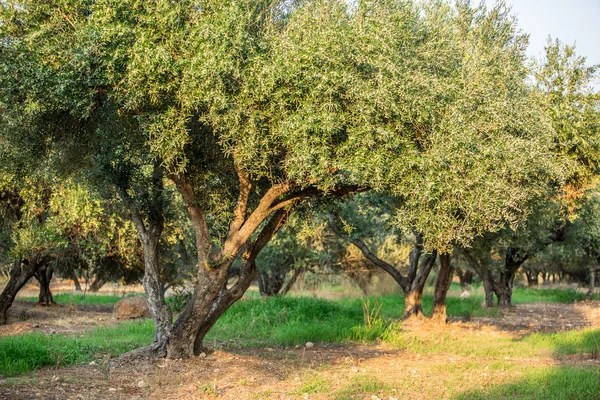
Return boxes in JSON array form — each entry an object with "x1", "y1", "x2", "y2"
[
  {"x1": 327, "y1": 214, "x2": 410, "y2": 293},
  {"x1": 89, "y1": 275, "x2": 107, "y2": 292},
  {"x1": 496, "y1": 248, "x2": 527, "y2": 307},
  {"x1": 34, "y1": 265, "x2": 55, "y2": 305},
  {"x1": 0, "y1": 260, "x2": 43, "y2": 324},
  {"x1": 432, "y1": 253, "x2": 455, "y2": 323},
  {"x1": 481, "y1": 269, "x2": 495, "y2": 307},
  {"x1": 167, "y1": 208, "x2": 290, "y2": 359},
  {"x1": 70, "y1": 267, "x2": 82, "y2": 291},
  {"x1": 280, "y1": 267, "x2": 304, "y2": 296},
  {"x1": 140, "y1": 229, "x2": 173, "y2": 355},
  {"x1": 257, "y1": 258, "x2": 292, "y2": 296},
  {"x1": 403, "y1": 251, "x2": 437, "y2": 319},
  {"x1": 456, "y1": 267, "x2": 473, "y2": 293},
  {"x1": 586, "y1": 269, "x2": 596, "y2": 301}
]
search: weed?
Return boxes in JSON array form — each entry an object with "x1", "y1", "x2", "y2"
[
  {"x1": 197, "y1": 379, "x2": 218, "y2": 396},
  {"x1": 333, "y1": 375, "x2": 390, "y2": 400},
  {"x1": 292, "y1": 375, "x2": 330, "y2": 395}
]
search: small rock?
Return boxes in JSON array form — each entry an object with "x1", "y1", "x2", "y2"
[
  {"x1": 352, "y1": 367, "x2": 359, "y2": 372},
  {"x1": 137, "y1": 380, "x2": 146, "y2": 388},
  {"x1": 303, "y1": 393, "x2": 309, "y2": 399},
  {"x1": 108, "y1": 388, "x2": 117, "y2": 392},
  {"x1": 51, "y1": 375, "x2": 59, "y2": 382},
  {"x1": 371, "y1": 396, "x2": 382, "y2": 400},
  {"x1": 199, "y1": 352, "x2": 207, "y2": 358},
  {"x1": 98, "y1": 318, "x2": 104, "y2": 321},
  {"x1": 389, "y1": 397, "x2": 399, "y2": 400},
  {"x1": 89, "y1": 361, "x2": 97, "y2": 366},
  {"x1": 305, "y1": 342, "x2": 314, "y2": 348},
  {"x1": 267, "y1": 348, "x2": 274, "y2": 352}
]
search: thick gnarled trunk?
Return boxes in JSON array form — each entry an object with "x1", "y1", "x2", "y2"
[
  {"x1": 166, "y1": 208, "x2": 290, "y2": 359},
  {"x1": 34, "y1": 265, "x2": 55, "y2": 305},
  {"x1": 403, "y1": 252, "x2": 437, "y2": 319},
  {"x1": 0, "y1": 260, "x2": 44, "y2": 324},
  {"x1": 432, "y1": 254, "x2": 455, "y2": 323}
]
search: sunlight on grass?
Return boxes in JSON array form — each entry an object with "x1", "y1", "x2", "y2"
[{"x1": 455, "y1": 366, "x2": 600, "y2": 400}]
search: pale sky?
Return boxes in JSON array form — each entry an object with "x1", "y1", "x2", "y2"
[{"x1": 484, "y1": 0, "x2": 600, "y2": 65}]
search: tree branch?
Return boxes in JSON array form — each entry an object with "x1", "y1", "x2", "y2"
[
  {"x1": 227, "y1": 163, "x2": 252, "y2": 237},
  {"x1": 327, "y1": 213, "x2": 409, "y2": 290}
]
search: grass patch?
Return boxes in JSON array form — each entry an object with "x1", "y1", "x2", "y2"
[
  {"x1": 19, "y1": 293, "x2": 125, "y2": 306},
  {"x1": 456, "y1": 366, "x2": 600, "y2": 399},
  {"x1": 512, "y1": 287, "x2": 600, "y2": 304},
  {"x1": 0, "y1": 320, "x2": 154, "y2": 378},
  {"x1": 205, "y1": 294, "x2": 493, "y2": 347},
  {"x1": 4, "y1": 287, "x2": 596, "y2": 378},
  {"x1": 382, "y1": 324, "x2": 600, "y2": 358},
  {"x1": 293, "y1": 375, "x2": 331, "y2": 395},
  {"x1": 333, "y1": 375, "x2": 390, "y2": 400}
]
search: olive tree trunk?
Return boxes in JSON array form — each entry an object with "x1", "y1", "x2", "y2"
[
  {"x1": 167, "y1": 208, "x2": 289, "y2": 358},
  {"x1": 432, "y1": 253, "x2": 455, "y2": 323},
  {"x1": 0, "y1": 259, "x2": 44, "y2": 324},
  {"x1": 456, "y1": 267, "x2": 473, "y2": 294},
  {"x1": 34, "y1": 265, "x2": 55, "y2": 305},
  {"x1": 586, "y1": 269, "x2": 596, "y2": 301},
  {"x1": 403, "y1": 251, "x2": 437, "y2": 319},
  {"x1": 89, "y1": 275, "x2": 107, "y2": 292}
]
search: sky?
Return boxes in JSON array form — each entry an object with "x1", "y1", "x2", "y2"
[{"x1": 484, "y1": 0, "x2": 600, "y2": 65}]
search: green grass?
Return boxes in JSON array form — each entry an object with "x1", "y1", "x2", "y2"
[
  {"x1": 449, "y1": 283, "x2": 600, "y2": 304},
  {"x1": 19, "y1": 293, "x2": 126, "y2": 306},
  {"x1": 512, "y1": 287, "x2": 600, "y2": 304},
  {"x1": 2, "y1": 287, "x2": 599, "y2": 379},
  {"x1": 205, "y1": 294, "x2": 495, "y2": 346},
  {"x1": 455, "y1": 366, "x2": 600, "y2": 400},
  {"x1": 382, "y1": 324, "x2": 600, "y2": 358},
  {"x1": 333, "y1": 375, "x2": 390, "y2": 400},
  {"x1": 0, "y1": 320, "x2": 154, "y2": 378}
]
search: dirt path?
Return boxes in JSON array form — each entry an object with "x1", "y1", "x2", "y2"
[
  {"x1": 0, "y1": 302, "x2": 115, "y2": 338},
  {"x1": 1, "y1": 301, "x2": 599, "y2": 400}
]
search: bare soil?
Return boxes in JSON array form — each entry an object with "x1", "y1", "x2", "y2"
[{"x1": 0, "y1": 301, "x2": 599, "y2": 400}]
